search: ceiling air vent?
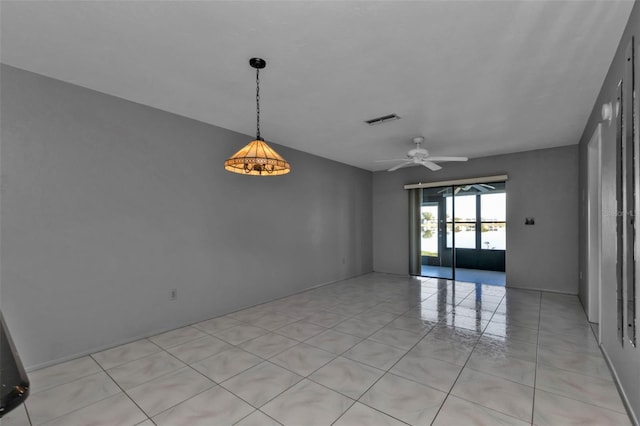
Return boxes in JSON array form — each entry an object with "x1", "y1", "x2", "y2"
[{"x1": 365, "y1": 113, "x2": 401, "y2": 126}]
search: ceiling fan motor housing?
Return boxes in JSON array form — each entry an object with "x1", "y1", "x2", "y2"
[{"x1": 408, "y1": 148, "x2": 428, "y2": 158}]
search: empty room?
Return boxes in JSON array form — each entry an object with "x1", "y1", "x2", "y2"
[{"x1": 1, "y1": 1, "x2": 639, "y2": 425}]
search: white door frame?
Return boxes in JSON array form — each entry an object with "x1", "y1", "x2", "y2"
[{"x1": 587, "y1": 123, "x2": 603, "y2": 339}]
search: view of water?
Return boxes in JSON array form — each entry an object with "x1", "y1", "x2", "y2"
[{"x1": 422, "y1": 229, "x2": 506, "y2": 254}]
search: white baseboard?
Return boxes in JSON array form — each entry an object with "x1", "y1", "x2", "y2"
[{"x1": 505, "y1": 283, "x2": 577, "y2": 295}]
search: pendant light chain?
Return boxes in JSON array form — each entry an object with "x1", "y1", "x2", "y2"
[{"x1": 256, "y1": 67, "x2": 261, "y2": 140}]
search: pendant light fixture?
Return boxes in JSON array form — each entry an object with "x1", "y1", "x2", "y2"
[{"x1": 224, "y1": 58, "x2": 291, "y2": 176}]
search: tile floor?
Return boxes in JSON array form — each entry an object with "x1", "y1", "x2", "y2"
[{"x1": 2, "y1": 273, "x2": 632, "y2": 425}]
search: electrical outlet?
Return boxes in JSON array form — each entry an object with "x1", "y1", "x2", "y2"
[{"x1": 170, "y1": 289, "x2": 177, "y2": 300}]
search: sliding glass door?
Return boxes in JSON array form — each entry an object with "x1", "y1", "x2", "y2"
[{"x1": 416, "y1": 181, "x2": 506, "y2": 284}]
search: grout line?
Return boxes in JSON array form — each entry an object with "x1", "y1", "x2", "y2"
[
  {"x1": 98, "y1": 353, "x2": 164, "y2": 425},
  {"x1": 428, "y1": 288, "x2": 506, "y2": 424},
  {"x1": 215, "y1": 360, "x2": 302, "y2": 413},
  {"x1": 231, "y1": 409, "x2": 283, "y2": 426},
  {"x1": 22, "y1": 402, "x2": 33, "y2": 426},
  {"x1": 329, "y1": 400, "x2": 410, "y2": 426},
  {"x1": 530, "y1": 291, "x2": 542, "y2": 425}
]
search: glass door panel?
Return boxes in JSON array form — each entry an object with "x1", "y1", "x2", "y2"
[
  {"x1": 448, "y1": 191, "x2": 477, "y2": 249},
  {"x1": 452, "y1": 185, "x2": 478, "y2": 279},
  {"x1": 451, "y1": 182, "x2": 507, "y2": 284},
  {"x1": 421, "y1": 186, "x2": 454, "y2": 280},
  {"x1": 480, "y1": 184, "x2": 506, "y2": 251},
  {"x1": 420, "y1": 204, "x2": 439, "y2": 258}
]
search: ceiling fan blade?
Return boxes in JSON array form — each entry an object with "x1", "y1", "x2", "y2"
[
  {"x1": 474, "y1": 184, "x2": 490, "y2": 192},
  {"x1": 387, "y1": 161, "x2": 414, "y2": 172},
  {"x1": 375, "y1": 159, "x2": 411, "y2": 162},
  {"x1": 421, "y1": 160, "x2": 442, "y2": 171},
  {"x1": 426, "y1": 156, "x2": 468, "y2": 162}
]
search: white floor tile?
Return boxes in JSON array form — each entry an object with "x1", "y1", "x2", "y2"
[
  {"x1": 193, "y1": 315, "x2": 244, "y2": 334},
  {"x1": 126, "y1": 367, "x2": 214, "y2": 417},
  {"x1": 342, "y1": 339, "x2": 406, "y2": 371},
  {"x1": 390, "y1": 351, "x2": 462, "y2": 392},
  {"x1": 107, "y1": 351, "x2": 185, "y2": 390},
  {"x1": 451, "y1": 368, "x2": 534, "y2": 421},
  {"x1": 303, "y1": 310, "x2": 350, "y2": 328},
  {"x1": 466, "y1": 349, "x2": 536, "y2": 386},
  {"x1": 26, "y1": 372, "x2": 120, "y2": 425},
  {"x1": 474, "y1": 336, "x2": 538, "y2": 363},
  {"x1": 533, "y1": 389, "x2": 632, "y2": 426},
  {"x1": 91, "y1": 339, "x2": 161, "y2": 369},
  {"x1": 360, "y1": 373, "x2": 447, "y2": 425},
  {"x1": 433, "y1": 395, "x2": 529, "y2": 426},
  {"x1": 274, "y1": 320, "x2": 327, "y2": 342},
  {"x1": 28, "y1": 356, "x2": 102, "y2": 394},
  {"x1": 305, "y1": 329, "x2": 363, "y2": 354},
  {"x1": 353, "y1": 310, "x2": 398, "y2": 327},
  {"x1": 309, "y1": 356, "x2": 384, "y2": 399},
  {"x1": 221, "y1": 361, "x2": 302, "y2": 408},
  {"x1": 368, "y1": 325, "x2": 425, "y2": 350},
  {"x1": 333, "y1": 402, "x2": 406, "y2": 426},
  {"x1": 152, "y1": 386, "x2": 254, "y2": 426},
  {"x1": 1, "y1": 403, "x2": 31, "y2": 426},
  {"x1": 270, "y1": 343, "x2": 336, "y2": 376},
  {"x1": 40, "y1": 393, "x2": 146, "y2": 426},
  {"x1": 149, "y1": 326, "x2": 208, "y2": 349},
  {"x1": 233, "y1": 410, "x2": 282, "y2": 426},
  {"x1": 191, "y1": 347, "x2": 262, "y2": 383},
  {"x1": 261, "y1": 379, "x2": 354, "y2": 426},
  {"x1": 248, "y1": 312, "x2": 298, "y2": 331},
  {"x1": 536, "y1": 365, "x2": 626, "y2": 413},
  {"x1": 213, "y1": 324, "x2": 269, "y2": 345},
  {"x1": 239, "y1": 333, "x2": 300, "y2": 359},
  {"x1": 483, "y1": 321, "x2": 539, "y2": 344},
  {"x1": 166, "y1": 335, "x2": 233, "y2": 364},
  {"x1": 411, "y1": 334, "x2": 474, "y2": 366},
  {"x1": 537, "y1": 345, "x2": 612, "y2": 380}
]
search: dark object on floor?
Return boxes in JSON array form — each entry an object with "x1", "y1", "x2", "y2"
[{"x1": 0, "y1": 310, "x2": 29, "y2": 418}]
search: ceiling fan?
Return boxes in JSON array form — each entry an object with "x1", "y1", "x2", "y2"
[{"x1": 377, "y1": 137, "x2": 468, "y2": 171}]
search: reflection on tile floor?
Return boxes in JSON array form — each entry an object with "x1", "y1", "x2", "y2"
[{"x1": 6, "y1": 273, "x2": 631, "y2": 425}]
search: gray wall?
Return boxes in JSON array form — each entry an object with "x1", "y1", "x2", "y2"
[
  {"x1": 0, "y1": 65, "x2": 373, "y2": 369},
  {"x1": 577, "y1": 1, "x2": 640, "y2": 421},
  {"x1": 373, "y1": 145, "x2": 579, "y2": 294}
]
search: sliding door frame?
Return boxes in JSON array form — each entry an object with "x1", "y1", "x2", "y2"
[{"x1": 408, "y1": 175, "x2": 508, "y2": 281}]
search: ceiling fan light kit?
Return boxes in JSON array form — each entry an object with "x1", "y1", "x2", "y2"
[
  {"x1": 224, "y1": 58, "x2": 291, "y2": 176},
  {"x1": 379, "y1": 137, "x2": 468, "y2": 172}
]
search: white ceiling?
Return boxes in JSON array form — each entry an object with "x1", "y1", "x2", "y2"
[{"x1": 1, "y1": 1, "x2": 634, "y2": 171}]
